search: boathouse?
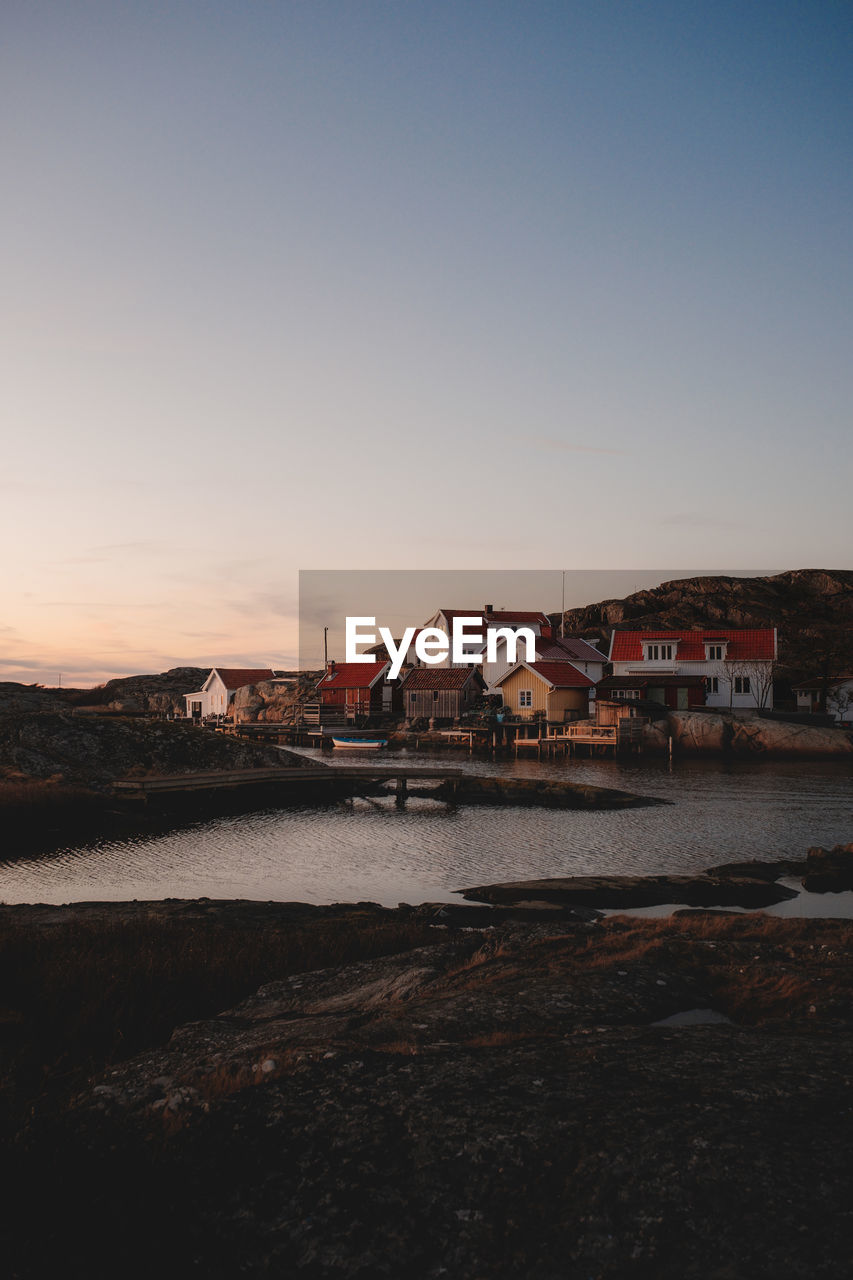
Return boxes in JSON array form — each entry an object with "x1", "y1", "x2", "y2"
[
  {"x1": 315, "y1": 660, "x2": 395, "y2": 721},
  {"x1": 400, "y1": 666, "x2": 486, "y2": 722}
]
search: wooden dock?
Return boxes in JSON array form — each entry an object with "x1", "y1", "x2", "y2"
[
  {"x1": 513, "y1": 720, "x2": 645, "y2": 758},
  {"x1": 112, "y1": 765, "x2": 465, "y2": 801}
]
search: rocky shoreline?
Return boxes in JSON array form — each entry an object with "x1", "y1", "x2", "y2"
[{"x1": 3, "y1": 850, "x2": 853, "y2": 1279}]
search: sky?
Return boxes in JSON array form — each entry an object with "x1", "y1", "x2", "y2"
[{"x1": 2, "y1": 1, "x2": 851, "y2": 685}]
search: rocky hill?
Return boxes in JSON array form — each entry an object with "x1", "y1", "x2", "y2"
[
  {"x1": 0, "y1": 712, "x2": 293, "y2": 790},
  {"x1": 557, "y1": 569, "x2": 853, "y2": 676},
  {"x1": 70, "y1": 666, "x2": 209, "y2": 715}
]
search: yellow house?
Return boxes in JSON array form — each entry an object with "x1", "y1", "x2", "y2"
[{"x1": 496, "y1": 661, "x2": 595, "y2": 721}]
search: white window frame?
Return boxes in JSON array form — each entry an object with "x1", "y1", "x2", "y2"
[
  {"x1": 518, "y1": 689, "x2": 533, "y2": 708},
  {"x1": 734, "y1": 676, "x2": 751, "y2": 695}
]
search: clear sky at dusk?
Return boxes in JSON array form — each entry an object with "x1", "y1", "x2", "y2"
[{"x1": 2, "y1": 1, "x2": 851, "y2": 684}]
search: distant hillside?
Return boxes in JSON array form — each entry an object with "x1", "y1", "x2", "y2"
[
  {"x1": 557, "y1": 570, "x2": 853, "y2": 677},
  {"x1": 69, "y1": 667, "x2": 209, "y2": 715}
]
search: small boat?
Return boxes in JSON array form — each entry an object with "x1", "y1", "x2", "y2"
[{"x1": 331, "y1": 736, "x2": 388, "y2": 750}]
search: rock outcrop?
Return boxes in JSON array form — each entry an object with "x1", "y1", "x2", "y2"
[
  {"x1": 0, "y1": 712, "x2": 296, "y2": 790},
  {"x1": 727, "y1": 715, "x2": 853, "y2": 756},
  {"x1": 803, "y1": 843, "x2": 853, "y2": 893},
  {"x1": 73, "y1": 667, "x2": 210, "y2": 716},
  {"x1": 460, "y1": 873, "x2": 798, "y2": 910},
  {"x1": 232, "y1": 677, "x2": 315, "y2": 724},
  {"x1": 667, "y1": 710, "x2": 730, "y2": 752},
  {"x1": 430, "y1": 774, "x2": 666, "y2": 809},
  {"x1": 646, "y1": 710, "x2": 853, "y2": 756}
]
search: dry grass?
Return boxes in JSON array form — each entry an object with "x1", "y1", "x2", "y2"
[
  {"x1": 463, "y1": 1029, "x2": 546, "y2": 1049},
  {"x1": 373, "y1": 1038, "x2": 424, "y2": 1056},
  {"x1": 568, "y1": 914, "x2": 853, "y2": 1027},
  {"x1": 0, "y1": 779, "x2": 101, "y2": 809},
  {"x1": 0, "y1": 911, "x2": 436, "y2": 1132}
]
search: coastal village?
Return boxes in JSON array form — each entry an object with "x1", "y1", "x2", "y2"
[{"x1": 180, "y1": 604, "x2": 853, "y2": 760}]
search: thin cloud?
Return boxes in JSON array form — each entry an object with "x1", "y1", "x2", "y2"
[
  {"x1": 536, "y1": 436, "x2": 627, "y2": 456},
  {"x1": 660, "y1": 513, "x2": 756, "y2": 530},
  {"x1": 37, "y1": 600, "x2": 161, "y2": 609}
]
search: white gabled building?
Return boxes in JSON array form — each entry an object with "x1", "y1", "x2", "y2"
[
  {"x1": 607, "y1": 628, "x2": 777, "y2": 710},
  {"x1": 419, "y1": 607, "x2": 552, "y2": 671},
  {"x1": 184, "y1": 667, "x2": 281, "y2": 720},
  {"x1": 483, "y1": 633, "x2": 607, "y2": 694}
]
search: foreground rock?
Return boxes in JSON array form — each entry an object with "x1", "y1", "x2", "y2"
[
  {"x1": 8, "y1": 908, "x2": 853, "y2": 1279},
  {"x1": 460, "y1": 872, "x2": 798, "y2": 910}
]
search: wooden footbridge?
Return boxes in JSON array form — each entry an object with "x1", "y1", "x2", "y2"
[{"x1": 112, "y1": 764, "x2": 465, "y2": 803}]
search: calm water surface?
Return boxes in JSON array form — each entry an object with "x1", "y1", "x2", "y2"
[{"x1": 0, "y1": 750, "x2": 850, "y2": 907}]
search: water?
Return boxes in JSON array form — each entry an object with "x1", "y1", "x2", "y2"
[{"x1": 0, "y1": 750, "x2": 849, "y2": 908}]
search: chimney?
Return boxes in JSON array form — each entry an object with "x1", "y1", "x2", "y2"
[
  {"x1": 484, "y1": 603, "x2": 493, "y2": 614},
  {"x1": 326, "y1": 659, "x2": 336, "y2": 675}
]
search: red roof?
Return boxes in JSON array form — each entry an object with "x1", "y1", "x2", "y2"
[
  {"x1": 599, "y1": 675, "x2": 706, "y2": 689},
  {"x1": 497, "y1": 661, "x2": 594, "y2": 689},
  {"x1": 213, "y1": 668, "x2": 278, "y2": 690},
  {"x1": 486, "y1": 610, "x2": 550, "y2": 627},
  {"x1": 401, "y1": 667, "x2": 484, "y2": 691},
  {"x1": 317, "y1": 661, "x2": 388, "y2": 690},
  {"x1": 609, "y1": 629, "x2": 776, "y2": 662},
  {"x1": 536, "y1": 636, "x2": 606, "y2": 663},
  {"x1": 438, "y1": 609, "x2": 486, "y2": 624}
]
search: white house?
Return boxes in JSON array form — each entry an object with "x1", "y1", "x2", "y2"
[
  {"x1": 184, "y1": 667, "x2": 282, "y2": 719},
  {"x1": 420, "y1": 607, "x2": 552, "y2": 670},
  {"x1": 483, "y1": 633, "x2": 607, "y2": 694},
  {"x1": 794, "y1": 676, "x2": 853, "y2": 725},
  {"x1": 607, "y1": 628, "x2": 777, "y2": 710}
]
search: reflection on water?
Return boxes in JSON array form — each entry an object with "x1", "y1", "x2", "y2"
[{"x1": 0, "y1": 750, "x2": 850, "y2": 908}]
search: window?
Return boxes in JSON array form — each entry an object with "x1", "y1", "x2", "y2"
[
  {"x1": 706, "y1": 644, "x2": 723, "y2": 661},
  {"x1": 734, "y1": 676, "x2": 751, "y2": 695},
  {"x1": 519, "y1": 690, "x2": 533, "y2": 708},
  {"x1": 646, "y1": 643, "x2": 673, "y2": 661},
  {"x1": 433, "y1": 690, "x2": 439, "y2": 702},
  {"x1": 706, "y1": 676, "x2": 719, "y2": 693},
  {"x1": 410, "y1": 692, "x2": 417, "y2": 703},
  {"x1": 613, "y1": 688, "x2": 640, "y2": 700}
]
